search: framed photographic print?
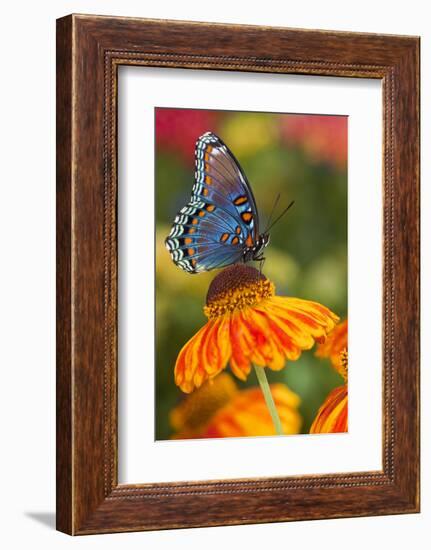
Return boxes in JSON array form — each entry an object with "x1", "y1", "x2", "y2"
[{"x1": 56, "y1": 14, "x2": 420, "y2": 534}]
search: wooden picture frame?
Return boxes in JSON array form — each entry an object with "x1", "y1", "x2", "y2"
[{"x1": 56, "y1": 14, "x2": 420, "y2": 534}]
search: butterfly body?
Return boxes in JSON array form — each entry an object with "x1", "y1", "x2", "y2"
[
  {"x1": 165, "y1": 132, "x2": 270, "y2": 274},
  {"x1": 242, "y1": 233, "x2": 270, "y2": 263}
]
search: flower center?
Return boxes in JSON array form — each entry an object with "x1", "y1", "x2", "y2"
[
  {"x1": 171, "y1": 373, "x2": 237, "y2": 432},
  {"x1": 340, "y1": 349, "x2": 348, "y2": 381},
  {"x1": 204, "y1": 264, "x2": 275, "y2": 318}
]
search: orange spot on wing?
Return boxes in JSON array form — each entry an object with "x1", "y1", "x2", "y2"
[
  {"x1": 234, "y1": 195, "x2": 248, "y2": 206},
  {"x1": 205, "y1": 175, "x2": 212, "y2": 185},
  {"x1": 231, "y1": 236, "x2": 240, "y2": 245},
  {"x1": 192, "y1": 218, "x2": 199, "y2": 225},
  {"x1": 199, "y1": 211, "x2": 206, "y2": 217},
  {"x1": 184, "y1": 237, "x2": 193, "y2": 245},
  {"x1": 220, "y1": 233, "x2": 229, "y2": 243},
  {"x1": 241, "y1": 212, "x2": 253, "y2": 223},
  {"x1": 188, "y1": 248, "x2": 195, "y2": 256},
  {"x1": 191, "y1": 259, "x2": 197, "y2": 267},
  {"x1": 202, "y1": 188, "x2": 209, "y2": 196},
  {"x1": 246, "y1": 233, "x2": 253, "y2": 247},
  {"x1": 236, "y1": 226, "x2": 241, "y2": 234},
  {"x1": 206, "y1": 204, "x2": 216, "y2": 212},
  {"x1": 188, "y1": 227, "x2": 196, "y2": 234}
]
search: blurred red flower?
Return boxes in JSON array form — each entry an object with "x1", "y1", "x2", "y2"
[
  {"x1": 155, "y1": 108, "x2": 220, "y2": 165},
  {"x1": 280, "y1": 115, "x2": 347, "y2": 169}
]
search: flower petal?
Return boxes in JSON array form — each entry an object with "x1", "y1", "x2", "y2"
[
  {"x1": 213, "y1": 316, "x2": 232, "y2": 376},
  {"x1": 174, "y1": 321, "x2": 213, "y2": 393},
  {"x1": 259, "y1": 311, "x2": 301, "y2": 362},
  {"x1": 260, "y1": 296, "x2": 339, "y2": 350},
  {"x1": 244, "y1": 309, "x2": 286, "y2": 370},
  {"x1": 199, "y1": 383, "x2": 302, "y2": 438},
  {"x1": 310, "y1": 385, "x2": 348, "y2": 433},
  {"x1": 201, "y1": 318, "x2": 222, "y2": 375},
  {"x1": 241, "y1": 310, "x2": 271, "y2": 366},
  {"x1": 272, "y1": 296, "x2": 339, "y2": 332},
  {"x1": 229, "y1": 311, "x2": 253, "y2": 380},
  {"x1": 183, "y1": 322, "x2": 212, "y2": 383}
]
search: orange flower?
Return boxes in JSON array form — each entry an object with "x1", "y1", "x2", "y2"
[
  {"x1": 309, "y1": 385, "x2": 347, "y2": 433},
  {"x1": 310, "y1": 349, "x2": 348, "y2": 433},
  {"x1": 315, "y1": 319, "x2": 348, "y2": 378},
  {"x1": 174, "y1": 264, "x2": 339, "y2": 393},
  {"x1": 170, "y1": 373, "x2": 302, "y2": 439}
]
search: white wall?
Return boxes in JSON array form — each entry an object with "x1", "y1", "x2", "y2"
[{"x1": 0, "y1": 1, "x2": 428, "y2": 548}]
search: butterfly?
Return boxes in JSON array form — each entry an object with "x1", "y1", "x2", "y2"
[{"x1": 165, "y1": 132, "x2": 290, "y2": 274}]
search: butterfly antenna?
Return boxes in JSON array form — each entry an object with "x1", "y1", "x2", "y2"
[
  {"x1": 266, "y1": 200, "x2": 295, "y2": 232},
  {"x1": 264, "y1": 193, "x2": 281, "y2": 233}
]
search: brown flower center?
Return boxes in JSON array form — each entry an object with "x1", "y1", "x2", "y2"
[
  {"x1": 340, "y1": 348, "x2": 348, "y2": 381},
  {"x1": 204, "y1": 264, "x2": 275, "y2": 318}
]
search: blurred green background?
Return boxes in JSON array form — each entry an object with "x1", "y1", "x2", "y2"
[{"x1": 155, "y1": 108, "x2": 347, "y2": 439}]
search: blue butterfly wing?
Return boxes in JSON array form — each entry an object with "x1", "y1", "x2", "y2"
[
  {"x1": 194, "y1": 132, "x2": 260, "y2": 240},
  {"x1": 165, "y1": 132, "x2": 260, "y2": 273},
  {"x1": 165, "y1": 199, "x2": 244, "y2": 273}
]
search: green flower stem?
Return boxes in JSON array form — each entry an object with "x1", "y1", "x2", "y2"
[{"x1": 254, "y1": 365, "x2": 284, "y2": 436}]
